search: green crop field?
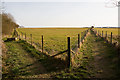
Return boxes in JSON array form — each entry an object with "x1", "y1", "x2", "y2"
[{"x1": 17, "y1": 28, "x2": 88, "y2": 54}]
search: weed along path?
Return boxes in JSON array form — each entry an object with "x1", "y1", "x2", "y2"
[
  {"x1": 2, "y1": 40, "x2": 52, "y2": 79},
  {"x1": 80, "y1": 30, "x2": 119, "y2": 78}
]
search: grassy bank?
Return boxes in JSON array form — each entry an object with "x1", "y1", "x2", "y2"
[{"x1": 2, "y1": 40, "x2": 67, "y2": 79}]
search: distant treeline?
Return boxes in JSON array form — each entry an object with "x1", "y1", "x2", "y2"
[
  {"x1": 1, "y1": 13, "x2": 19, "y2": 35},
  {"x1": 96, "y1": 27, "x2": 119, "y2": 28}
]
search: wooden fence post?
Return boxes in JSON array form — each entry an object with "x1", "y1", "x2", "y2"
[
  {"x1": 95, "y1": 30, "x2": 96, "y2": 34},
  {"x1": 25, "y1": 33, "x2": 26, "y2": 41},
  {"x1": 19, "y1": 35, "x2": 20, "y2": 40},
  {"x1": 99, "y1": 30, "x2": 100, "y2": 35},
  {"x1": 67, "y1": 37, "x2": 71, "y2": 68},
  {"x1": 99, "y1": 31, "x2": 100, "y2": 36},
  {"x1": 42, "y1": 35, "x2": 44, "y2": 53},
  {"x1": 22, "y1": 32, "x2": 23, "y2": 39},
  {"x1": 95, "y1": 30, "x2": 97, "y2": 34},
  {"x1": 102, "y1": 31, "x2": 103, "y2": 37},
  {"x1": 98, "y1": 30, "x2": 99, "y2": 35},
  {"x1": 80, "y1": 33, "x2": 82, "y2": 43},
  {"x1": 85, "y1": 31, "x2": 86, "y2": 37},
  {"x1": 30, "y1": 34, "x2": 32, "y2": 45},
  {"x1": 100, "y1": 31, "x2": 101, "y2": 37},
  {"x1": 81, "y1": 32, "x2": 83, "y2": 42},
  {"x1": 78, "y1": 34, "x2": 80, "y2": 48},
  {"x1": 85, "y1": 30, "x2": 87, "y2": 36},
  {"x1": 106, "y1": 31, "x2": 107, "y2": 39},
  {"x1": 111, "y1": 32, "x2": 112, "y2": 44}
]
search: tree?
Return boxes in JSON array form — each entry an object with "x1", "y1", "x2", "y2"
[
  {"x1": 105, "y1": 0, "x2": 120, "y2": 8},
  {"x1": 2, "y1": 13, "x2": 19, "y2": 35}
]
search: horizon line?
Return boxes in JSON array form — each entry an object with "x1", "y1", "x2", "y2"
[
  {"x1": 20, "y1": 26, "x2": 119, "y2": 28},
  {"x1": 23, "y1": 26, "x2": 118, "y2": 27}
]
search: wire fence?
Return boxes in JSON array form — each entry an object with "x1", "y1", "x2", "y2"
[
  {"x1": 92, "y1": 29, "x2": 119, "y2": 48},
  {"x1": 16, "y1": 29, "x2": 89, "y2": 68}
]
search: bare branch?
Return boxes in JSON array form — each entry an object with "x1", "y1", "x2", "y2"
[{"x1": 105, "y1": 0, "x2": 120, "y2": 8}]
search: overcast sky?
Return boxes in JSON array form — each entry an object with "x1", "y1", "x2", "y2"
[{"x1": 2, "y1": 0, "x2": 118, "y2": 27}]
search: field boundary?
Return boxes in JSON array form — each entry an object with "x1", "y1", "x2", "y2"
[
  {"x1": 15, "y1": 29, "x2": 89, "y2": 68},
  {"x1": 71, "y1": 30, "x2": 90, "y2": 67},
  {"x1": 92, "y1": 29, "x2": 119, "y2": 47}
]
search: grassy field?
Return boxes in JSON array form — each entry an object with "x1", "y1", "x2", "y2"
[{"x1": 17, "y1": 28, "x2": 88, "y2": 54}]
